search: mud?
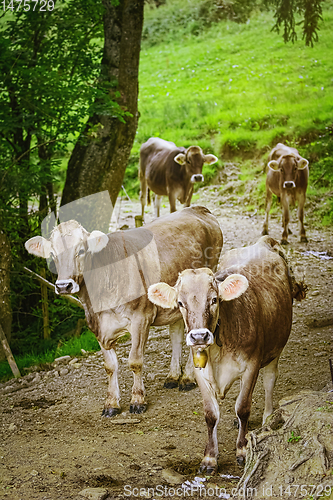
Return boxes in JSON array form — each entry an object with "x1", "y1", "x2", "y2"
[{"x1": 0, "y1": 191, "x2": 332, "y2": 500}]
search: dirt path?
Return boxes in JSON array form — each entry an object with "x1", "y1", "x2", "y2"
[{"x1": 1, "y1": 193, "x2": 332, "y2": 500}]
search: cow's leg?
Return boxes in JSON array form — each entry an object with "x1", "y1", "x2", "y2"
[
  {"x1": 168, "y1": 192, "x2": 177, "y2": 213},
  {"x1": 262, "y1": 356, "x2": 279, "y2": 424},
  {"x1": 235, "y1": 366, "x2": 259, "y2": 465},
  {"x1": 195, "y1": 369, "x2": 220, "y2": 474},
  {"x1": 281, "y1": 197, "x2": 290, "y2": 245},
  {"x1": 262, "y1": 188, "x2": 272, "y2": 236},
  {"x1": 154, "y1": 195, "x2": 162, "y2": 218},
  {"x1": 164, "y1": 319, "x2": 183, "y2": 389},
  {"x1": 298, "y1": 193, "x2": 307, "y2": 242},
  {"x1": 128, "y1": 316, "x2": 150, "y2": 414},
  {"x1": 179, "y1": 348, "x2": 196, "y2": 391},
  {"x1": 184, "y1": 186, "x2": 194, "y2": 208},
  {"x1": 101, "y1": 344, "x2": 121, "y2": 417},
  {"x1": 139, "y1": 174, "x2": 147, "y2": 218}
]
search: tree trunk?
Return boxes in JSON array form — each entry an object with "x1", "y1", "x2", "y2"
[
  {"x1": 61, "y1": 0, "x2": 144, "y2": 210},
  {"x1": 0, "y1": 231, "x2": 12, "y2": 362}
]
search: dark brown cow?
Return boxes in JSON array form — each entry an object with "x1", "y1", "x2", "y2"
[
  {"x1": 148, "y1": 236, "x2": 306, "y2": 472},
  {"x1": 139, "y1": 137, "x2": 218, "y2": 217},
  {"x1": 25, "y1": 206, "x2": 222, "y2": 416},
  {"x1": 262, "y1": 143, "x2": 309, "y2": 244}
]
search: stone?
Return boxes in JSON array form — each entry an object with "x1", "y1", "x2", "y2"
[
  {"x1": 78, "y1": 487, "x2": 108, "y2": 500},
  {"x1": 161, "y1": 468, "x2": 185, "y2": 485},
  {"x1": 54, "y1": 355, "x2": 71, "y2": 365},
  {"x1": 9, "y1": 423, "x2": 17, "y2": 431},
  {"x1": 2, "y1": 385, "x2": 15, "y2": 394},
  {"x1": 32, "y1": 373, "x2": 41, "y2": 383},
  {"x1": 69, "y1": 358, "x2": 79, "y2": 365},
  {"x1": 59, "y1": 368, "x2": 69, "y2": 376},
  {"x1": 71, "y1": 363, "x2": 82, "y2": 369}
]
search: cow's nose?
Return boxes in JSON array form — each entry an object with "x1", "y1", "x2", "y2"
[
  {"x1": 55, "y1": 280, "x2": 74, "y2": 294},
  {"x1": 191, "y1": 174, "x2": 204, "y2": 183},
  {"x1": 187, "y1": 328, "x2": 213, "y2": 346},
  {"x1": 283, "y1": 181, "x2": 295, "y2": 189}
]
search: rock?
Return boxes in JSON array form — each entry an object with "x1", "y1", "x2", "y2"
[
  {"x1": 311, "y1": 290, "x2": 320, "y2": 296},
  {"x1": 314, "y1": 352, "x2": 327, "y2": 357},
  {"x1": 78, "y1": 487, "x2": 108, "y2": 500},
  {"x1": 81, "y1": 349, "x2": 87, "y2": 354},
  {"x1": 59, "y1": 368, "x2": 69, "y2": 376},
  {"x1": 32, "y1": 373, "x2": 41, "y2": 383},
  {"x1": 9, "y1": 423, "x2": 17, "y2": 431},
  {"x1": 161, "y1": 468, "x2": 185, "y2": 485},
  {"x1": 2, "y1": 385, "x2": 15, "y2": 394},
  {"x1": 71, "y1": 363, "x2": 82, "y2": 369},
  {"x1": 69, "y1": 357, "x2": 79, "y2": 365},
  {"x1": 54, "y1": 355, "x2": 71, "y2": 365}
]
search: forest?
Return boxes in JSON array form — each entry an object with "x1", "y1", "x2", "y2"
[{"x1": 0, "y1": 0, "x2": 332, "y2": 379}]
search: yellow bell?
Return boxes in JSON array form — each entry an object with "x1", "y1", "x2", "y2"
[{"x1": 193, "y1": 349, "x2": 208, "y2": 369}]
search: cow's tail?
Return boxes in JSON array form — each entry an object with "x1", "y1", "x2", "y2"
[
  {"x1": 260, "y1": 235, "x2": 308, "y2": 302},
  {"x1": 147, "y1": 188, "x2": 151, "y2": 206}
]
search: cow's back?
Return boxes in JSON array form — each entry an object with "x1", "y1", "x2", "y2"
[
  {"x1": 216, "y1": 237, "x2": 292, "y2": 366},
  {"x1": 148, "y1": 206, "x2": 223, "y2": 284}
]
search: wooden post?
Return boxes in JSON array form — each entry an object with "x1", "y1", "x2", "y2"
[
  {"x1": 0, "y1": 322, "x2": 21, "y2": 378},
  {"x1": 40, "y1": 268, "x2": 50, "y2": 339}
]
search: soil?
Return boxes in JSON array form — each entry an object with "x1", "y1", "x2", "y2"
[{"x1": 1, "y1": 189, "x2": 333, "y2": 500}]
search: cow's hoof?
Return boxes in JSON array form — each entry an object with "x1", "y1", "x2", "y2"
[
  {"x1": 129, "y1": 403, "x2": 147, "y2": 414},
  {"x1": 179, "y1": 381, "x2": 197, "y2": 392},
  {"x1": 281, "y1": 239, "x2": 289, "y2": 246},
  {"x1": 261, "y1": 229, "x2": 269, "y2": 236},
  {"x1": 102, "y1": 407, "x2": 121, "y2": 417},
  {"x1": 236, "y1": 456, "x2": 246, "y2": 467},
  {"x1": 300, "y1": 236, "x2": 308, "y2": 243},
  {"x1": 164, "y1": 379, "x2": 179, "y2": 389},
  {"x1": 199, "y1": 464, "x2": 217, "y2": 475}
]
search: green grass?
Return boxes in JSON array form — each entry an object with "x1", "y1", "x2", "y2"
[
  {"x1": 0, "y1": 330, "x2": 100, "y2": 382},
  {"x1": 123, "y1": 0, "x2": 333, "y2": 223}
]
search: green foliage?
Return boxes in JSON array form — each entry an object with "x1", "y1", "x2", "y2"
[{"x1": 288, "y1": 430, "x2": 302, "y2": 442}]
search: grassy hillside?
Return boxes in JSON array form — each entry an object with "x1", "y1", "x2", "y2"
[{"x1": 125, "y1": 0, "x2": 333, "y2": 224}]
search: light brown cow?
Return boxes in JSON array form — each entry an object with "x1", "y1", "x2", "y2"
[
  {"x1": 139, "y1": 137, "x2": 218, "y2": 217},
  {"x1": 25, "y1": 206, "x2": 222, "y2": 416},
  {"x1": 148, "y1": 236, "x2": 306, "y2": 472},
  {"x1": 262, "y1": 143, "x2": 309, "y2": 244}
]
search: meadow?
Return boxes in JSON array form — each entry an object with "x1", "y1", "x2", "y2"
[{"x1": 125, "y1": 0, "x2": 333, "y2": 223}]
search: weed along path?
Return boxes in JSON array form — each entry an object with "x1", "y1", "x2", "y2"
[{"x1": 1, "y1": 194, "x2": 333, "y2": 500}]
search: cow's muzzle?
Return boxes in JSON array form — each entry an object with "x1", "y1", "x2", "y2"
[
  {"x1": 186, "y1": 328, "x2": 214, "y2": 347},
  {"x1": 283, "y1": 181, "x2": 296, "y2": 189},
  {"x1": 191, "y1": 174, "x2": 204, "y2": 183},
  {"x1": 55, "y1": 279, "x2": 80, "y2": 295}
]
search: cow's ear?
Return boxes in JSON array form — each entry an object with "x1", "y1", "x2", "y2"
[
  {"x1": 204, "y1": 154, "x2": 218, "y2": 165},
  {"x1": 148, "y1": 282, "x2": 178, "y2": 309},
  {"x1": 268, "y1": 160, "x2": 279, "y2": 171},
  {"x1": 297, "y1": 158, "x2": 308, "y2": 170},
  {"x1": 174, "y1": 153, "x2": 186, "y2": 165},
  {"x1": 25, "y1": 236, "x2": 51, "y2": 259},
  {"x1": 218, "y1": 274, "x2": 248, "y2": 301},
  {"x1": 87, "y1": 231, "x2": 108, "y2": 253}
]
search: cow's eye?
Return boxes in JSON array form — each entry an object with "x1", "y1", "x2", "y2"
[
  {"x1": 78, "y1": 249, "x2": 85, "y2": 256},
  {"x1": 211, "y1": 297, "x2": 217, "y2": 305},
  {"x1": 178, "y1": 301, "x2": 184, "y2": 308}
]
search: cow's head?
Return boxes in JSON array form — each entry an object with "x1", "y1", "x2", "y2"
[
  {"x1": 148, "y1": 268, "x2": 248, "y2": 350},
  {"x1": 174, "y1": 146, "x2": 218, "y2": 184},
  {"x1": 268, "y1": 154, "x2": 308, "y2": 189},
  {"x1": 25, "y1": 220, "x2": 108, "y2": 295}
]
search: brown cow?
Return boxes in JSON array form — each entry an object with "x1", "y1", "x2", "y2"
[
  {"x1": 25, "y1": 206, "x2": 222, "y2": 416},
  {"x1": 139, "y1": 137, "x2": 218, "y2": 217},
  {"x1": 262, "y1": 143, "x2": 309, "y2": 244},
  {"x1": 148, "y1": 236, "x2": 306, "y2": 472}
]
